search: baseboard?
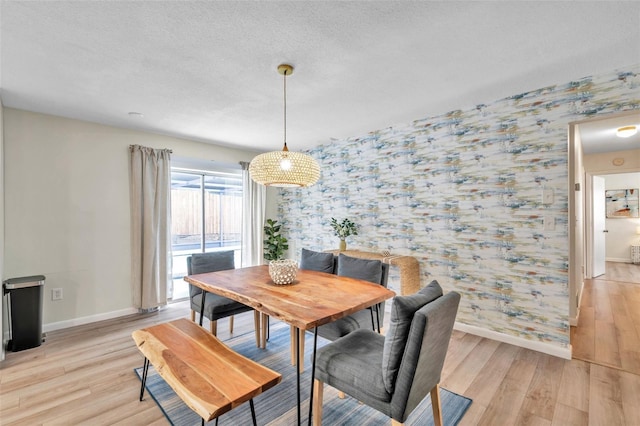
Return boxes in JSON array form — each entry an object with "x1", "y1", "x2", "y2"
[
  {"x1": 454, "y1": 321, "x2": 572, "y2": 360},
  {"x1": 43, "y1": 307, "x2": 139, "y2": 333},
  {"x1": 570, "y1": 279, "x2": 585, "y2": 326},
  {"x1": 569, "y1": 309, "x2": 579, "y2": 326},
  {"x1": 605, "y1": 257, "x2": 632, "y2": 263}
]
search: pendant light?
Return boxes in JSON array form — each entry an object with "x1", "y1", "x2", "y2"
[{"x1": 249, "y1": 64, "x2": 320, "y2": 187}]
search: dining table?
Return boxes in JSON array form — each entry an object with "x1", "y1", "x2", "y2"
[{"x1": 184, "y1": 264, "x2": 395, "y2": 426}]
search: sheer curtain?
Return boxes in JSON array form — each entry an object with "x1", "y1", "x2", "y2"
[
  {"x1": 129, "y1": 145, "x2": 172, "y2": 310},
  {"x1": 240, "y1": 161, "x2": 266, "y2": 267}
]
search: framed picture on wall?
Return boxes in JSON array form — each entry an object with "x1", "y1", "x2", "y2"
[{"x1": 605, "y1": 188, "x2": 639, "y2": 218}]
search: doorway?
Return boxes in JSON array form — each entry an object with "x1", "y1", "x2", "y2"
[
  {"x1": 586, "y1": 171, "x2": 640, "y2": 278},
  {"x1": 569, "y1": 110, "x2": 640, "y2": 317},
  {"x1": 569, "y1": 110, "x2": 640, "y2": 374}
]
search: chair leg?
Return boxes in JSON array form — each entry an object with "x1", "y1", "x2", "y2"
[
  {"x1": 210, "y1": 320, "x2": 218, "y2": 336},
  {"x1": 391, "y1": 420, "x2": 404, "y2": 426},
  {"x1": 254, "y1": 311, "x2": 261, "y2": 348},
  {"x1": 430, "y1": 384, "x2": 443, "y2": 426},
  {"x1": 312, "y1": 379, "x2": 324, "y2": 426},
  {"x1": 229, "y1": 315, "x2": 234, "y2": 334},
  {"x1": 338, "y1": 391, "x2": 345, "y2": 399},
  {"x1": 190, "y1": 310, "x2": 195, "y2": 322},
  {"x1": 370, "y1": 307, "x2": 376, "y2": 331}
]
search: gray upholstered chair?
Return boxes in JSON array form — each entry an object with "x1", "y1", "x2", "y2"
[
  {"x1": 316, "y1": 253, "x2": 390, "y2": 341},
  {"x1": 299, "y1": 248, "x2": 337, "y2": 274},
  {"x1": 187, "y1": 251, "x2": 260, "y2": 345},
  {"x1": 312, "y1": 281, "x2": 461, "y2": 426},
  {"x1": 291, "y1": 250, "x2": 388, "y2": 368}
]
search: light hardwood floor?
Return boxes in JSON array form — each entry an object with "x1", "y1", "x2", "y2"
[
  {"x1": 2, "y1": 297, "x2": 640, "y2": 425},
  {"x1": 597, "y1": 261, "x2": 640, "y2": 285},
  {"x1": 571, "y1": 262, "x2": 640, "y2": 377}
]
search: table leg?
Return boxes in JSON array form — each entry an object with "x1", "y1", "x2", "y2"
[
  {"x1": 261, "y1": 313, "x2": 268, "y2": 349},
  {"x1": 254, "y1": 311, "x2": 261, "y2": 348},
  {"x1": 290, "y1": 326, "x2": 296, "y2": 365},
  {"x1": 295, "y1": 326, "x2": 301, "y2": 426},
  {"x1": 290, "y1": 326, "x2": 305, "y2": 371},
  {"x1": 307, "y1": 328, "x2": 319, "y2": 426}
]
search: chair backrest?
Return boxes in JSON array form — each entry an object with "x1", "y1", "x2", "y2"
[
  {"x1": 299, "y1": 248, "x2": 335, "y2": 273},
  {"x1": 337, "y1": 253, "x2": 384, "y2": 285},
  {"x1": 390, "y1": 291, "x2": 461, "y2": 423},
  {"x1": 186, "y1": 251, "x2": 235, "y2": 297},
  {"x1": 299, "y1": 250, "x2": 390, "y2": 287}
]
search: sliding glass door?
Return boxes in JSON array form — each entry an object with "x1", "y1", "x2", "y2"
[{"x1": 170, "y1": 168, "x2": 243, "y2": 300}]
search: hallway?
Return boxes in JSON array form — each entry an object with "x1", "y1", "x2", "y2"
[{"x1": 571, "y1": 262, "x2": 640, "y2": 375}]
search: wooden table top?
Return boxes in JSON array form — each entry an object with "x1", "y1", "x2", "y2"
[
  {"x1": 184, "y1": 265, "x2": 396, "y2": 331},
  {"x1": 132, "y1": 318, "x2": 282, "y2": 422}
]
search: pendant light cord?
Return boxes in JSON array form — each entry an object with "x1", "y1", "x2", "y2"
[{"x1": 283, "y1": 68, "x2": 288, "y2": 151}]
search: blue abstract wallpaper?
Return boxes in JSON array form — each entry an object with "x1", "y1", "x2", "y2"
[{"x1": 277, "y1": 65, "x2": 640, "y2": 350}]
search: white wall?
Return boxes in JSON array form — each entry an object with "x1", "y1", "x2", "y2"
[
  {"x1": 569, "y1": 125, "x2": 585, "y2": 323},
  {"x1": 603, "y1": 172, "x2": 640, "y2": 262},
  {"x1": 3, "y1": 108, "x2": 274, "y2": 330},
  {"x1": 583, "y1": 148, "x2": 640, "y2": 174},
  {"x1": 1, "y1": 100, "x2": 5, "y2": 360}
]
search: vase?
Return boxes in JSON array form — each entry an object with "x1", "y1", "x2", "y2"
[
  {"x1": 268, "y1": 259, "x2": 298, "y2": 285},
  {"x1": 339, "y1": 239, "x2": 347, "y2": 251}
]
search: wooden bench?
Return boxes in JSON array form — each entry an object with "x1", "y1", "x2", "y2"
[{"x1": 132, "y1": 318, "x2": 282, "y2": 425}]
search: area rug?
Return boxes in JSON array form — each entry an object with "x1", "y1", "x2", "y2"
[{"x1": 134, "y1": 322, "x2": 472, "y2": 425}]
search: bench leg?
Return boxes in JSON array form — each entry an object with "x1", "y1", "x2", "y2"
[
  {"x1": 250, "y1": 399, "x2": 257, "y2": 426},
  {"x1": 139, "y1": 357, "x2": 150, "y2": 401}
]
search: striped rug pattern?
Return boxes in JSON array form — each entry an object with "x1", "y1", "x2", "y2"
[{"x1": 135, "y1": 321, "x2": 471, "y2": 425}]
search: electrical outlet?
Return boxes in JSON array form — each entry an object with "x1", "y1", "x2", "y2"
[
  {"x1": 52, "y1": 288, "x2": 63, "y2": 301},
  {"x1": 542, "y1": 189, "x2": 554, "y2": 204}
]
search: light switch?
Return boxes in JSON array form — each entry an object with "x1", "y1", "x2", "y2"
[
  {"x1": 542, "y1": 189, "x2": 554, "y2": 205},
  {"x1": 543, "y1": 216, "x2": 555, "y2": 231}
]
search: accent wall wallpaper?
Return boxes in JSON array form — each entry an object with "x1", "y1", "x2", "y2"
[{"x1": 277, "y1": 64, "x2": 640, "y2": 351}]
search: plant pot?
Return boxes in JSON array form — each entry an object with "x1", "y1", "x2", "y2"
[
  {"x1": 339, "y1": 239, "x2": 347, "y2": 251},
  {"x1": 269, "y1": 259, "x2": 298, "y2": 285}
]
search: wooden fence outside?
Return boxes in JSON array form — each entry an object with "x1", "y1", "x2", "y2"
[{"x1": 171, "y1": 189, "x2": 242, "y2": 240}]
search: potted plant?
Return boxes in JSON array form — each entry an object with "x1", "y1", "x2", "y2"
[
  {"x1": 263, "y1": 219, "x2": 297, "y2": 285},
  {"x1": 330, "y1": 217, "x2": 358, "y2": 251},
  {"x1": 264, "y1": 218, "x2": 288, "y2": 261}
]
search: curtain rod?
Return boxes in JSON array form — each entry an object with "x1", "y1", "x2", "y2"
[{"x1": 129, "y1": 144, "x2": 173, "y2": 153}]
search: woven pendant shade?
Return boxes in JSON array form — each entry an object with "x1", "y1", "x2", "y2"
[
  {"x1": 249, "y1": 149, "x2": 320, "y2": 187},
  {"x1": 249, "y1": 63, "x2": 321, "y2": 188}
]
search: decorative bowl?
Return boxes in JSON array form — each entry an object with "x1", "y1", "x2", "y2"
[{"x1": 269, "y1": 259, "x2": 298, "y2": 285}]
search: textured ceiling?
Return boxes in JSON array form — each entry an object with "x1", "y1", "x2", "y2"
[{"x1": 1, "y1": 1, "x2": 639, "y2": 154}]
